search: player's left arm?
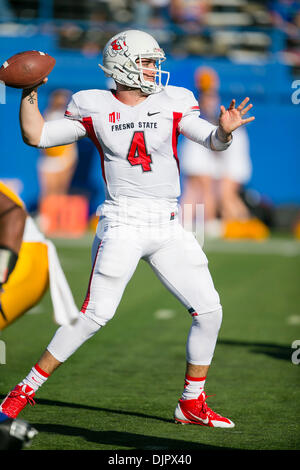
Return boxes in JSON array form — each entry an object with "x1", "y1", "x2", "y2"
[{"x1": 179, "y1": 96, "x2": 254, "y2": 152}]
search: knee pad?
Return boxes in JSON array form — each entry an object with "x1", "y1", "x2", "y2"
[
  {"x1": 84, "y1": 298, "x2": 118, "y2": 327},
  {"x1": 47, "y1": 313, "x2": 101, "y2": 362},
  {"x1": 192, "y1": 307, "x2": 223, "y2": 331},
  {"x1": 186, "y1": 307, "x2": 223, "y2": 365},
  {"x1": 81, "y1": 292, "x2": 119, "y2": 326}
]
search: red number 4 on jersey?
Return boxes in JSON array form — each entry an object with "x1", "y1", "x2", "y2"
[{"x1": 127, "y1": 131, "x2": 152, "y2": 172}]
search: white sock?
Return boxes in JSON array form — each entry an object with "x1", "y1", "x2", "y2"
[
  {"x1": 21, "y1": 363, "x2": 50, "y2": 392},
  {"x1": 181, "y1": 375, "x2": 206, "y2": 401}
]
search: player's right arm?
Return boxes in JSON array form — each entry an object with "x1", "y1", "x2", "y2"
[
  {"x1": 19, "y1": 81, "x2": 87, "y2": 148},
  {"x1": 19, "y1": 86, "x2": 45, "y2": 146}
]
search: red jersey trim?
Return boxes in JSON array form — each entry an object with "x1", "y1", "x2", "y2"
[
  {"x1": 81, "y1": 116, "x2": 107, "y2": 184},
  {"x1": 172, "y1": 112, "x2": 183, "y2": 173}
]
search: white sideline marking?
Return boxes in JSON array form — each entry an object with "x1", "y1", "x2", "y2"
[
  {"x1": 287, "y1": 315, "x2": 300, "y2": 325},
  {"x1": 52, "y1": 234, "x2": 300, "y2": 257},
  {"x1": 27, "y1": 306, "x2": 44, "y2": 315},
  {"x1": 154, "y1": 309, "x2": 175, "y2": 319},
  {"x1": 51, "y1": 233, "x2": 94, "y2": 248},
  {"x1": 202, "y1": 238, "x2": 300, "y2": 257}
]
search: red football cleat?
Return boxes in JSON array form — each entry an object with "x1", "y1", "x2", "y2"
[
  {"x1": 0, "y1": 384, "x2": 35, "y2": 419},
  {"x1": 174, "y1": 391, "x2": 234, "y2": 428}
]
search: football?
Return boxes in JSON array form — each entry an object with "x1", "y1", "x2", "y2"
[{"x1": 0, "y1": 50, "x2": 55, "y2": 89}]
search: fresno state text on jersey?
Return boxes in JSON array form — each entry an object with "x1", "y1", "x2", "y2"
[{"x1": 65, "y1": 86, "x2": 202, "y2": 201}]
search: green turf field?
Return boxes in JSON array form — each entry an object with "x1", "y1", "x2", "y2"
[{"x1": 1, "y1": 235, "x2": 299, "y2": 451}]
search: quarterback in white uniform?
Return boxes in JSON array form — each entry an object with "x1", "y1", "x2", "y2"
[{"x1": 1, "y1": 30, "x2": 254, "y2": 428}]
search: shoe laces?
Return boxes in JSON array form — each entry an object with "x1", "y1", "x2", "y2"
[
  {"x1": 10, "y1": 388, "x2": 36, "y2": 407},
  {"x1": 197, "y1": 392, "x2": 222, "y2": 419}
]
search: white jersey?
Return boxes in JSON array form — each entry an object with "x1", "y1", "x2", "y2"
[
  {"x1": 39, "y1": 85, "x2": 230, "y2": 222},
  {"x1": 63, "y1": 86, "x2": 213, "y2": 202}
]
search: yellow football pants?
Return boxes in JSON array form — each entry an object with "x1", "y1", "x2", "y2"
[{"x1": 0, "y1": 242, "x2": 49, "y2": 330}]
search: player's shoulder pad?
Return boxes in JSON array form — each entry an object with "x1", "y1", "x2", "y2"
[
  {"x1": 163, "y1": 85, "x2": 195, "y2": 100},
  {"x1": 162, "y1": 85, "x2": 199, "y2": 116},
  {"x1": 65, "y1": 89, "x2": 109, "y2": 119},
  {"x1": 71, "y1": 89, "x2": 109, "y2": 106},
  {"x1": 72, "y1": 89, "x2": 108, "y2": 99},
  {"x1": 0, "y1": 181, "x2": 25, "y2": 209}
]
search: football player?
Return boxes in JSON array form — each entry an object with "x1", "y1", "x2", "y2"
[
  {"x1": 0, "y1": 181, "x2": 78, "y2": 330},
  {"x1": 1, "y1": 30, "x2": 254, "y2": 428},
  {"x1": 0, "y1": 182, "x2": 26, "y2": 301},
  {"x1": 0, "y1": 181, "x2": 48, "y2": 329}
]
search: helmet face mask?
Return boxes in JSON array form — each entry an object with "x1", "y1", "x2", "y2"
[{"x1": 99, "y1": 30, "x2": 170, "y2": 94}]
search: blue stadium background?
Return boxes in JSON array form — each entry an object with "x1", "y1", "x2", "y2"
[{"x1": 0, "y1": 0, "x2": 299, "y2": 220}]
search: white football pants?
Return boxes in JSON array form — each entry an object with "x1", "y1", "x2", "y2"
[{"x1": 47, "y1": 216, "x2": 222, "y2": 365}]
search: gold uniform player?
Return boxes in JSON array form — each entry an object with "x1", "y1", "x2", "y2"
[{"x1": 0, "y1": 181, "x2": 78, "y2": 330}]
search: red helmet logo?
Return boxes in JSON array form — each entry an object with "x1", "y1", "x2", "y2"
[
  {"x1": 107, "y1": 36, "x2": 128, "y2": 57},
  {"x1": 111, "y1": 39, "x2": 126, "y2": 51}
]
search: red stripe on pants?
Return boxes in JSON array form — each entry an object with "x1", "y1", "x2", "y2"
[{"x1": 81, "y1": 240, "x2": 102, "y2": 314}]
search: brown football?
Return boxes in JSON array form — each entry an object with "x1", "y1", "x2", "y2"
[{"x1": 0, "y1": 50, "x2": 56, "y2": 89}]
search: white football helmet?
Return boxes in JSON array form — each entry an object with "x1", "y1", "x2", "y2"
[{"x1": 99, "y1": 30, "x2": 170, "y2": 95}]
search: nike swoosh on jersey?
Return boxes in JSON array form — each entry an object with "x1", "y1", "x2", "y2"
[{"x1": 147, "y1": 111, "x2": 160, "y2": 116}]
